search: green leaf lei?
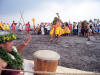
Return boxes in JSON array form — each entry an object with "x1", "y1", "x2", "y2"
[{"x1": 0, "y1": 47, "x2": 23, "y2": 69}]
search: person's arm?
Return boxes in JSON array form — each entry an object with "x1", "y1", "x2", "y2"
[
  {"x1": 56, "y1": 13, "x2": 60, "y2": 21},
  {"x1": 0, "y1": 58, "x2": 7, "y2": 75},
  {"x1": 56, "y1": 13, "x2": 62, "y2": 25},
  {"x1": 16, "y1": 34, "x2": 31, "y2": 53}
]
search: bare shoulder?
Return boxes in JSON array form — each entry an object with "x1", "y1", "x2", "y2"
[
  {"x1": 0, "y1": 58, "x2": 5, "y2": 63},
  {"x1": 0, "y1": 58, "x2": 7, "y2": 67}
]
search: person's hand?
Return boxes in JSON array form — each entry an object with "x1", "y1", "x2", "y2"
[
  {"x1": 56, "y1": 13, "x2": 59, "y2": 17},
  {"x1": 0, "y1": 58, "x2": 7, "y2": 74},
  {"x1": 24, "y1": 34, "x2": 31, "y2": 46}
]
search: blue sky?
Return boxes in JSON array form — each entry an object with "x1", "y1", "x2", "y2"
[{"x1": 0, "y1": 0, "x2": 100, "y2": 25}]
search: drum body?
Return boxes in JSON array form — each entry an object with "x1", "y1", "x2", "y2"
[{"x1": 33, "y1": 50, "x2": 60, "y2": 75}]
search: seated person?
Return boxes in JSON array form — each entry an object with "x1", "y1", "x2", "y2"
[{"x1": 0, "y1": 31, "x2": 31, "y2": 75}]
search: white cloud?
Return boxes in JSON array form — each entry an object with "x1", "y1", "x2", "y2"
[
  {"x1": 24, "y1": 0, "x2": 100, "y2": 24},
  {"x1": 0, "y1": 0, "x2": 100, "y2": 25}
]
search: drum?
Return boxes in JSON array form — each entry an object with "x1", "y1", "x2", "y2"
[{"x1": 33, "y1": 50, "x2": 60, "y2": 75}]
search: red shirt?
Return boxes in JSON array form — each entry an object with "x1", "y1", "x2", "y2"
[
  {"x1": 26, "y1": 23, "x2": 30, "y2": 28},
  {"x1": 69, "y1": 25, "x2": 72, "y2": 30},
  {"x1": 11, "y1": 23, "x2": 17, "y2": 27},
  {"x1": 26, "y1": 23, "x2": 30, "y2": 31}
]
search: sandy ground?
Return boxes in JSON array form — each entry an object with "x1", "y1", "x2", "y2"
[{"x1": 14, "y1": 31, "x2": 100, "y2": 73}]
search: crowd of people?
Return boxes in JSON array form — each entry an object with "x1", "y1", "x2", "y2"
[
  {"x1": 0, "y1": 21, "x2": 31, "y2": 32},
  {"x1": 0, "y1": 14, "x2": 100, "y2": 41},
  {"x1": 36, "y1": 19, "x2": 100, "y2": 36},
  {"x1": 35, "y1": 15, "x2": 100, "y2": 41}
]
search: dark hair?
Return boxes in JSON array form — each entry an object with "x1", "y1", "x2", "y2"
[
  {"x1": 64, "y1": 22, "x2": 68, "y2": 26},
  {"x1": 52, "y1": 17, "x2": 58, "y2": 25},
  {"x1": 81, "y1": 20, "x2": 88, "y2": 28}
]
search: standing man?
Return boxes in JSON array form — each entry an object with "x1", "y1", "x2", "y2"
[
  {"x1": 26, "y1": 22, "x2": 30, "y2": 33},
  {"x1": 40, "y1": 22, "x2": 45, "y2": 35},
  {"x1": 11, "y1": 21, "x2": 17, "y2": 31}
]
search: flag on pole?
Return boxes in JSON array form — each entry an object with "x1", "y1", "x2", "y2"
[{"x1": 32, "y1": 18, "x2": 35, "y2": 30}]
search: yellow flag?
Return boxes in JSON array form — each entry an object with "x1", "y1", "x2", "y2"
[{"x1": 32, "y1": 18, "x2": 35, "y2": 22}]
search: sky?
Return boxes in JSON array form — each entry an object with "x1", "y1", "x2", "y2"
[{"x1": 0, "y1": 0, "x2": 100, "y2": 25}]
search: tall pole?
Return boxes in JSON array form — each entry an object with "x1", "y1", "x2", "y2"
[{"x1": 19, "y1": 10, "x2": 26, "y2": 31}]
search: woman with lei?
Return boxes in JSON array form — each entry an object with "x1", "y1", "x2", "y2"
[
  {"x1": 50, "y1": 13, "x2": 63, "y2": 42},
  {"x1": 0, "y1": 31, "x2": 31, "y2": 75}
]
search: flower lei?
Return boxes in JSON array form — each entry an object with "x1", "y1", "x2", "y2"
[
  {"x1": 0, "y1": 33, "x2": 17, "y2": 44},
  {"x1": 0, "y1": 47, "x2": 23, "y2": 69}
]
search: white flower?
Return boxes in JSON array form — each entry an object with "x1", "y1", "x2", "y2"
[
  {"x1": 8, "y1": 53, "x2": 15, "y2": 60},
  {"x1": 12, "y1": 46, "x2": 18, "y2": 52}
]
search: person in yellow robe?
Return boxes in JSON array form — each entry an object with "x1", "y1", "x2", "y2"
[
  {"x1": 6, "y1": 23, "x2": 10, "y2": 31},
  {"x1": 0, "y1": 22, "x2": 5, "y2": 31},
  {"x1": 64, "y1": 22, "x2": 71, "y2": 36},
  {"x1": 2, "y1": 23, "x2": 6, "y2": 31},
  {"x1": 50, "y1": 13, "x2": 63, "y2": 42},
  {"x1": 0, "y1": 22, "x2": 3, "y2": 30}
]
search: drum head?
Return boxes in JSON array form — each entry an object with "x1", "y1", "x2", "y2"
[{"x1": 33, "y1": 50, "x2": 60, "y2": 60}]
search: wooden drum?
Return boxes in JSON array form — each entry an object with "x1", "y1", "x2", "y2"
[{"x1": 33, "y1": 50, "x2": 60, "y2": 75}]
